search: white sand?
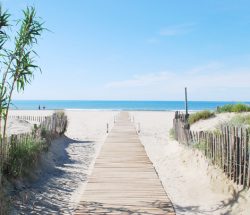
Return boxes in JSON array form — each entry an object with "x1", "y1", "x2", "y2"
[
  {"x1": 191, "y1": 112, "x2": 250, "y2": 132},
  {"x1": 7, "y1": 110, "x2": 250, "y2": 214},
  {"x1": 9, "y1": 110, "x2": 118, "y2": 214},
  {"x1": 5, "y1": 118, "x2": 34, "y2": 135},
  {"x1": 191, "y1": 112, "x2": 236, "y2": 131},
  {"x1": 6, "y1": 110, "x2": 54, "y2": 135},
  {"x1": 130, "y1": 111, "x2": 250, "y2": 215}
]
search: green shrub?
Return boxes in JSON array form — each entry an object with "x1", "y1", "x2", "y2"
[
  {"x1": 5, "y1": 137, "x2": 45, "y2": 177},
  {"x1": 188, "y1": 110, "x2": 215, "y2": 124},
  {"x1": 217, "y1": 104, "x2": 250, "y2": 113},
  {"x1": 217, "y1": 104, "x2": 233, "y2": 113},
  {"x1": 3, "y1": 111, "x2": 68, "y2": 178}
]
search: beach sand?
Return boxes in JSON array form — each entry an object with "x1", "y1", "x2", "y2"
[
  {"x1": 190, "y1": 112, "x2": 237, "y2": 131},
  {"x1": 131, "y1": 111, "x2": 250, "y2": 215},
  {"x1": 8, "y1": 110, "x2": 117, "y2": 214},
  {"x1": 7, "y1": 110, "x2": 250, "y2": 214}
]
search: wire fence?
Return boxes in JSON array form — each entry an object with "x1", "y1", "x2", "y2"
[
  {"x1": 8, "y1": 115, "x2": 49, "y2": 123},
  {"x1": 0, "y1": 112, "x2": 67, "y2": 184},
  {"x1": 173, "y1": 111, "x2": 250, "y2": 188}
]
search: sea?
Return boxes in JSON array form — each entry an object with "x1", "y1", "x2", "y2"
[{"x1": 10, "y1": 100, "x2": 250, "y2": 111}]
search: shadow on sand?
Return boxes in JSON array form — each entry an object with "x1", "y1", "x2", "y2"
[
  {"x1": 174, "y1": 189, "x2": 247, "y2": 215},
  {"x1": 10, "y1": 135, "x2": 96, "y2": 215}
]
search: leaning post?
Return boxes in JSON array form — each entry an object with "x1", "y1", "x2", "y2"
[
  {"x1": 184, "y1": 87, "x2": 190, "y2": 144},
  {"x1": 185, "y1": 87, "x2": 189, "y2": 117}
]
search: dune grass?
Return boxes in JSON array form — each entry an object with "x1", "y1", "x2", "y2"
[
  {"x1": 188, "y1": 110, "x2": 215, "y2": 124},
  {"x1": 4, "y1": 137, "x2": 46, "y2": 177},
  {"x1": 217, "y1": 104, "x2": 250, "y2": 113},
  {"x1": 226, "y1": 114, "x2": 250, "y2": 128},
  {"x1": 3, "y1": 111, "x2": 68, "y2": 178}
]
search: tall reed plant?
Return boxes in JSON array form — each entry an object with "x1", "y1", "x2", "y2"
[
  {"x1": 0, "y1": 5, "x2": 45, "y2": 213},
  {"x1": 0, "y1": 7, "x2": 45, "y2": 138}
]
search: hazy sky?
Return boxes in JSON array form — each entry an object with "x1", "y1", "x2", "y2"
[{"x1": 3, "y1": 0, "x2": 250, "y2": 101}]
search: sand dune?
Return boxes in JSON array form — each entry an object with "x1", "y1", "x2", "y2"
[
  {"x1": 7, "y1": 110, "x2": 250, "y2": 214},
  {"x1": 190, "y1": 112, "x2": 236, "y2": 131},
  {"x1": 130, "y1": 111, "x2": 250, "y2": 215},
  {"x1": 9, "y1": 110, "x2": 117, "y2": 214}
]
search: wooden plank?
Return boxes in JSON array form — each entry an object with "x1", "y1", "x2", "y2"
[
  {"x1": 243, "y1": 129, "x2": 247, "y2": 187},
  {"x1": 239, "y1": 128, "x2": 242, "y2": 185},
  {"x1": 247, "y1": 134, "x2": 250, "y2": 188},
  {"x1": 75, "y1": 112, "x2": 175, "y2": 214},
  {"x1": 235, "y1": 127, "x2": 238, "y2": 184}
]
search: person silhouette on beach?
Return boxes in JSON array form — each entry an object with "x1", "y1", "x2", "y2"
[
  {"x1": 38, "y1": 105, "x2": 41, "y2": 110},
  {"x1": 43, "y1": 106, "x2": 45, "y2": 110}
]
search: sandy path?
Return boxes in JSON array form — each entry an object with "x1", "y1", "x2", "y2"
[
  {"x1": 130, "y1": 111, "x2": 250, "y2": 215},
  {"x1": 8, "y1": 110, "x2": 250, "y2": 214},
  {"x1": 10, "y1": 110, "x2": 118, "y2": 215}
]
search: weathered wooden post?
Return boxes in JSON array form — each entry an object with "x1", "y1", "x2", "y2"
[
  {"x1": 184, "y1": 87, "x2": 190, "y2": 144},
  {"x1": 185, "y1": 87, "x2": 188, "y2": 117}
]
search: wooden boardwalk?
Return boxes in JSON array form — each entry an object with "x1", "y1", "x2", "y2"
[{"x1": 75, "y1": 112, "x2": 175, "y2": 215}]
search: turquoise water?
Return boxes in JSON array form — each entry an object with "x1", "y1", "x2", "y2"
[{"x1": 11, "y1": 100, "x2": 250, "y2": 111}]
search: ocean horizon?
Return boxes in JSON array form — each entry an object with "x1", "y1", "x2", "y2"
[{"x1": 10, "y1": 100, "x2": 250, "y2": 111}]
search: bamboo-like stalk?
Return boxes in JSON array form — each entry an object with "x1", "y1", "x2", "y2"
[
  {"x1": 0, "y1": 7, "x2": 10, "y2": 137},
  {"x1": 2, "y1": 7, "x2": 45, "y2": 138}
]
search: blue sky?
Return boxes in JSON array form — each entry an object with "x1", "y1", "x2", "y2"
[{"x1": 3, "y1": 0, "x2": 250, "y2": 101}]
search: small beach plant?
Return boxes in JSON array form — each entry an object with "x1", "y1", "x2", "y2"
[
  {"x1": 217, "y1": 103, "x2": 250, "y2": 113},
  {"x1": 5, "y1": 136, "x2": 46, "y2": 177},
  {"x1": 188, "y1": 110, "x2": 215, "y2": 124}
]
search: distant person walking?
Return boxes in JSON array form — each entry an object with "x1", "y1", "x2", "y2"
[
  {"x1": 43, "y1": 106, "x2": 45, "y2": 110},
  {"x1": 38, "y1": 105, "x2": 41, "y2": 110}
]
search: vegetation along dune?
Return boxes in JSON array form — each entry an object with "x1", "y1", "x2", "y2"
[{"x1": 1, "y1": 1, "x2": 250, "y2": 215}]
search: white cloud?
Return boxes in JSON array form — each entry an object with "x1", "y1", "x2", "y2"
[
  {"x1": 146, "y1": 23, "x2": 195, "y2": 45},
  {"x1": 159, "y1": 23, "x2": 195, "y2": 36},
  {"x1": 146, "y1": 38, "x2": 159, "y2": 44},
  {"x1": 105, "y1": 72, "x2": 171, "y2": 88},
  {"x1": 104, "y1": 64, "x2": 250, "y2": 101},
  {"x1": 187, "y1": 62, "x2": 223, "y2": 74}
]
